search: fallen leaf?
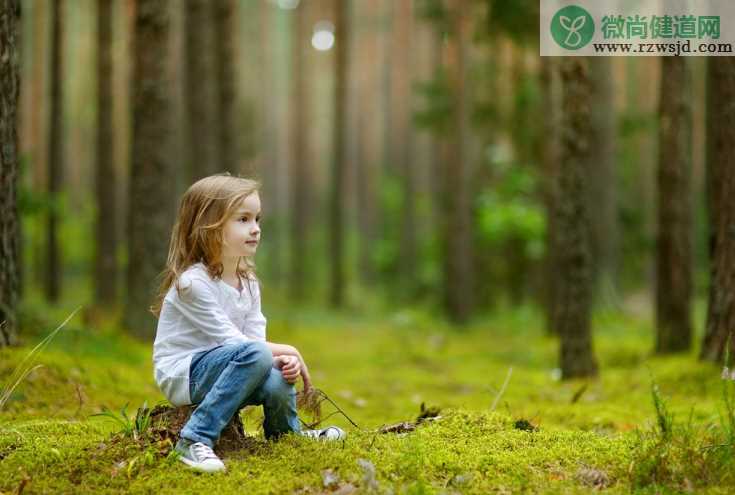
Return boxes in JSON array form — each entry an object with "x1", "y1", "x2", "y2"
[
  {"x1": 322, "y1": 469, "x2": 340, "y2": 489},
  {"x1": 357, "y1": 458, "x2": 378, "y2": 492}
]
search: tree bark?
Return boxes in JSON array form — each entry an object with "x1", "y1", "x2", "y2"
[
  {"x1": 701, "y1": 57, "x2": 735, "y2": 363},
  {"x1": 587, "y1": 57, "x2": 618, "y2": 300},
  {"x1": 29, "y1": 0, "x2": 46, "y2": 291},
  {"x1": 258, "y1": 1, "x2": 281, "y2": 286},
  {"x1": 214, "y1": 0, "x2": 237, "y2": 173},
  {"x1": 289, "y1": 3, "x2": 309, "y2": 302},
  {"x1": 46, "y1": 0, "x2": 64, "y2": 303},
  {"x1": 125, "y1": 0, "x2": 174, "y2": 339},
  {"x1": 392, "y1": 0, "x2": 417, "y2": 299},
  {"x1": 655, "y1": 56, "x2": 692, "y2": 353},
  {"x1": 0, "y1": 0, "x2": 20, "y2": 347},
  {"x1": 441, "y1": 0, "x2": 473, "y2": 323},
  {"x1": 184, "y1": 0, "x2": 219, "y2": 180},
  {"x1": 354, "y1": 0, "x2": 383, "y2": 287},
  {"x1": 556, "y1": 57, "x2": 598, "y2": 379},
  {"x1": 95, "y1": 0, "x2": 118, "y2": 308},
  {"x1": 329, "y1": 0, "x2": 348, "y2": 308},
  {"x1": 541, "y1": 56, "x2": 561, "y2": 334}
]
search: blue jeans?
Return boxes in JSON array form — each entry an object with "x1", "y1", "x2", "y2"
[{"x1": 180, "y1": 341, "x2": 301, "y2": 448}]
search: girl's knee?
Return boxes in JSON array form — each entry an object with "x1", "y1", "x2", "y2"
[
  {"x1": 234, "y1": 340, "x2": 273, "y2": 376},
  {"x1": 263, "y1": 369, "x2": 295, "y2": 401}
]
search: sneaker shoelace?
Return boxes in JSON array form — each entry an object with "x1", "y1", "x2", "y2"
[
  {"x1": 191, "y1": 442, "x2": 218, "y2": 461},
  {"x1": 302, "y1": 427, "x2": 341, "y2": 439},
  {"x1": 301, "y1": 429, "x2": 320, "y2": 438}
]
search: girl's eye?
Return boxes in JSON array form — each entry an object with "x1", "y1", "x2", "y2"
[
  {"x1": 239, "y1": 216, "x2": 249, "y2": 222},
  {"x1": 256, "y1": 216, "x2": 261, "y2": 223}
]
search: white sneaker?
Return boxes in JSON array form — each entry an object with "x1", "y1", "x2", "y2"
[
  {"x1": 174, "y1": 438, "x2": 226, "y2": 473},
  {"x1": 300, "y1": 426, "x2": 347, "y2": 441}
]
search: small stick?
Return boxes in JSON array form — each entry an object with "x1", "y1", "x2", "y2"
[
  {"x1": 315, "y1": 389, "x2": 361, "y2": 428},
  {"x1": 74, "y1": 382, "x2": 85, "y2": 417},
  {"x1": 491, "y1": 367, "x2": 513, "y2": 412}
]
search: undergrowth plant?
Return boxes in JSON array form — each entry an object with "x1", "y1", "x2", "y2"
[
  {"x1": 718, "y1": 337, "x2": 735, "y2": 453},
  {"x1": 630, "y1": 365, "x2": 735, "y2": 491},
  {"x1": 90, "y1": 401, "x2": 154, "y2": 441},
  {"x1": 0, "y1": 308, "x2": 80, "y2": 411},
  {"x1": 649, "y1": 372, "x2": 673, "y2": 440}
]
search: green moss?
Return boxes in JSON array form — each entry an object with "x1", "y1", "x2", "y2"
[{"x1": 0, "y1": 306, "x2": 731, "y2": 493}]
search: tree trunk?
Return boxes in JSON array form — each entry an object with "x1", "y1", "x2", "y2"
[
  {"x1": 29, "y1": 0, "x2": 46, "y2": 291},
  {"x1": 289, "y1": 3, "x2": 309, "y2": 302},
  {"x1": 556, "y1": 57, "x2": 598, "y2": 379},
  {"x1": 125, "y1": 0, "x2": 174, "y2": 339},
  {"x1": 701, "y1": 57, "x2": 735, "y2": 363},
  {"x1": 587, "y1": 57, "x2": 618, "y2": 301},
  {"x1": 541, "y1": 56, "x2": 561, "y2": 335},
  {"x1": 46, "y1": 0, "x2": 63, "y2": 303},
  {"x1": 258, "y1": 1, "x2": 281, "y2": 286},
  {"x1": 0, "y1": 0, "x2": 20, "y2": 347},
  {"x1": 392, "y1": 0, "x2": 417, "y2": 299},
  {"x1": 442, "y1": 0, "x2": 473, "y2": 323},
  {"x1": 184, "y1": 0, "x2": 219, "y2": 180},
  {"x1": 94, "y1": 0, "x2": 117, "y2": 308},
  {"x1": 13, "y1": 0, "x2": 22, "y2": 301},
  {"x1": 354, "y1": 0, "x2": 382, "y2": 287},
  {"x1": 214, "y1": 0, "x2": 237, "y2": 173},
  {"x1": 328, "y1": 0, "x2": 348, "y2": 308},
  {"x1": 655, "y1": 56, "x2": 692, "y2": 353}
]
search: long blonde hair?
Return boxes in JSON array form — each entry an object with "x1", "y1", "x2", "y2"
[{"x1": 150, "y1": 173, "x2": 261, "y2": 317}]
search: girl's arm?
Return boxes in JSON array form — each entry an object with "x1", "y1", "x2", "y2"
[
  {"x1": 173, "y1": 276, "x2": 250, "y2": 346},
  {"x1": 265, "y1": 341, "x2": 313, "y2": 390}
]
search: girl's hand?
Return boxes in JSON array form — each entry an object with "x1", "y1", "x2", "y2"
[
  {"x1": 291, "y1": 349, "x2": 313, "y2": 391},
  {"x1": 265, "y1": 342, "x2": 314, "y2": 390},
  {"x1": 273, "y1": 355, "x2": 301, "y2": 384}
]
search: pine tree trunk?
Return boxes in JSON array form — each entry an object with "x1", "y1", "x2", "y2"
[
  {"x1": 428, "y1": 25, "x2": 443, "y2": 235},
  {"x1": 125, "y1": 0, "x2": 174, "y2": 339},
  {"x1": 258, "y1": 1, "x2": 281, "y2": 286},
  {"x1": 0, "y1": 0, "x2": 20, "y2": 347},
  {"x1": 94, "y1": 0, "x2": 117, "y2": 308},
  {"x1": 184, "y1": 0, "x2": 219, "y2": 180},
  {"x1": 701, "y1": 57, "x2": 735, "y2": 363},
  {"x1": 46, "y1": 0, "x2": 64, "y2": 303},
  {"x1": 556, "y1": 57, "x2": 597, "y2": 379},
  {"x1": 329, "y1": 0, "x2": 348, "y2": 308},
  {"x1": 289, "y1": 3, "x2": 309, "y2": 302},
  {"x1": 393, "y1": 0, "x2": 417, "y2": 299},
  {"x1": 541, "y1": 56, "x2": 561, "y2": 334},
  {"x1": 214, "y1": 0, "x2": 236, "y2": 173},
  {"x1": 13, "y1": 0, "x2": 22, "y2": 301},
  {"x1": 355, "y1": 0, "x2": 382, "y2": 287},
  {"x1": 655, "y1": 56, "x2": 692, "y2": 353},
  {"x1": 587, "y1": 57, "x2": 618, "y2": 300},
  {"x1": 442, "y1": 0, "x2": 473, "y2": 323},
  {"x1": 29, "y1": 0, "x2": 46, "y2": 292}
]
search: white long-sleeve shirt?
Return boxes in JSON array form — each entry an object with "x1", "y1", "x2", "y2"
[{"x1": 152, "y1": 262, "x2": 267, "y2": 406}]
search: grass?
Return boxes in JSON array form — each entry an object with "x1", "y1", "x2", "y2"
[
  {"x1": 0, "y1": 307, "x2": 80, "y2": 411},
  {"x1": 0, "y1": 299, "x2": 732, "y2": 494}
]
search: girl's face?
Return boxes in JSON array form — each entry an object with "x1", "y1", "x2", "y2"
[{"x1": 222, "y1": 193, "x2": 261, "y2": 259}]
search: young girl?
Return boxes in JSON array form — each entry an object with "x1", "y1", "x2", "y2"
[{"x1": 152, "y1": 174, "x2": 345, "y2": 473}]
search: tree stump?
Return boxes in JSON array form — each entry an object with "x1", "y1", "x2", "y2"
[{"x1": 145, "y1": 403, "x2": 260, "y2": 456}]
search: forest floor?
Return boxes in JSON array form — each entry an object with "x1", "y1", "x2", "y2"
[{"x1": 1, "y1": 298, "x2": 733, "y2": 494}]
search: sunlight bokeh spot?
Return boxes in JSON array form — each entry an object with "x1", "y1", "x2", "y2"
[
  {"x1": 312, "y1": 21, "x2": 335, "y2": 51},
  {"x1": 275, "y1": 0, "x2": 299, "y2": 10}
]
